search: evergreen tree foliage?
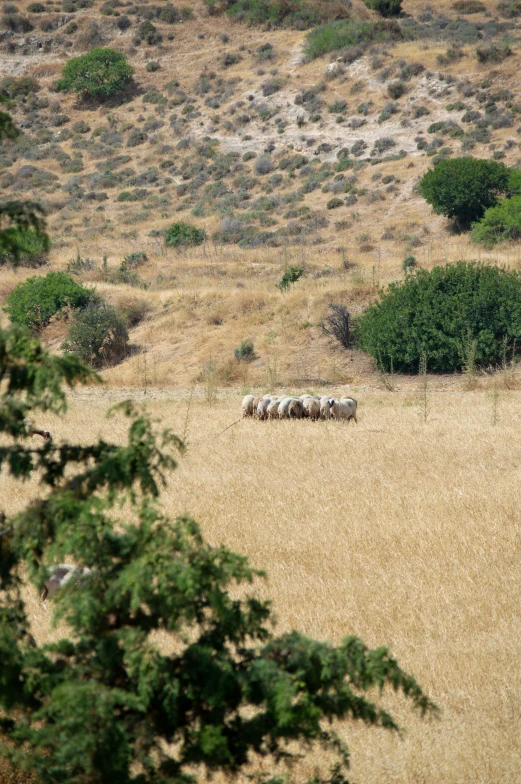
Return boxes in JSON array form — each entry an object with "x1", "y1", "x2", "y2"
[
  {"x1": 419, "y1": 157, "x2": 510, "y2": 227},
  {"x1": 57, "y1": 48, "x2": 134, "y2": 99},
  {"x1": 0, "y1": 327, "x2": 437, "y2": 783},
  {"x1": 354, "y1": 261, "x2": 521, "y2": 372}
]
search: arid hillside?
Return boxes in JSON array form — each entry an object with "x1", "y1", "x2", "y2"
[{"x1": 1, "y1": 0, "x2": 521, "y2": 387}]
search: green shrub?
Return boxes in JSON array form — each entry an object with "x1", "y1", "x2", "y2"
[
  {"x1": 278, "y1": 264, "x2": 303, "y2": 291},
  {"x1": 0, "y1": 228, "x2": 49, "y2": 267},
  {"x1": 327, "y1": 197, "x2": 343, "y2": 209},
  {"x1": 476, "y1": 42, "x2": 512, "y2": 64},
  {"x1": 27, "y1": 2, "x2": 47, "y2": 10},
  {"x1": 146, "y1": 60, "x2": 160, "y2": 72},
  {"x1": 0, "y1": 76, "x2": 40, "y2": 98},
  {"x1": 234, "y1": 338, "x2": 255, "y2": 361},
  {"x1": 164, "y1": 222, "x2": 207, "y2": 247},
  {"x1": 57, "y1": 48, "x2": 134, "y2": 99},
  {"x1": 204, "y1": 0, "x2": 339, "y2": 28},
  {"x1": 498, "y1": 0, "x2": 521, "y2": 17},
  {"x1": 419, "y1": 157, "x2": 510, "y2": 227},
  {"x1": 402, "y1": 254, "x2": 417, "y2": 272},
  {"x1": 4, "y1": 271, "x2": 92, "y2": 331},
  {"x1": 452, "y1": 0, "x2": 485, "y2": 12},
  {"x1": 363, "y1": 0, "x2": 402, "y2": 17},
  {"x1": 471, "y1": 195, "x2": 521, "y2": 245},
  {"x1": 387, "y1": 79, "x2": 406, "y2": 99},
  {"x1": 62, "y1": 301, "x2": 128, "y2": 367},
  {"x1": 354, "y1": 262, "x2": 521, "y2": 372},
  {"x1": 305, "y1": 18, "x2": 402, "y2": 59}
]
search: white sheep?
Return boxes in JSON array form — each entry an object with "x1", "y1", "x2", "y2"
[
  {"x1": 242, "y1": 394, "x2": 255, "y2": 418},
  {"x1": 303, "y1": 397, "x2": 320, "y2": 420},
  {"x1": 288, "y1": 399, "x2": 304, "y2": 419},
  {"x1": 320, "y1": 396, "x2": 333, "y2": 420},
  {"x1": 256, "y1": 396, "x2": 272, "y2": 420},
  {"x1": 277, "y1": 397, "x2": 294, "y2": 419},
  {"x1": 267, "y1": 398, "x2": 281, "y2": 419},
  {"x1": 331, "y1": 398, "x2": 357, "y2": 422}
]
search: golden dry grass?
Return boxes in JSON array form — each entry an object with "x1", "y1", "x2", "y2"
[{"x1": 2, "y1": 386, "x2": 518, "y2": 784}]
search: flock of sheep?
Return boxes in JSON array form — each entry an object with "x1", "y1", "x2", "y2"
[{"x1": 242, "y1": 393, "x2": 358, "y2": 422}]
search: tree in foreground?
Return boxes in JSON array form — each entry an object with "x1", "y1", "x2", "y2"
[
  {"x1": 0, "y1": 326, "x2": 437, "y2": 783},
  {"x1": 354, "y1": 261, "x2": 521, "y2": 373},
  {"x1": 57, "y1": 47, "x2": 134, "y2": 99},
  {"x1": 419, "y1": 157, "x2": 510, "y2": 228}
]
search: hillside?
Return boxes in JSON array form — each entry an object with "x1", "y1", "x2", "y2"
[{"x1": 2, "y1": 0, "x2": 521, "y2": 387}]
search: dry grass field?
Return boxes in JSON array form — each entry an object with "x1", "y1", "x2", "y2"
[{"x1": 5, "y1": 384, "x2": 519, "y2": 784}]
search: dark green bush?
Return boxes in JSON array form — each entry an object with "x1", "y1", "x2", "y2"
[
  {"x1": 419, "y1": 157, "x2": 510, "y2": 227},
  {"x1": 4, "y1": 271, "x2": 92, "y2": 331},
  {"x1": 354, "y1": 262, "x2": 521, "y2": 372},
  {"x1": 62, "y1": 301, "x2": 128, "y2": 367},
  {"x1": 204, "y1": 0, "x2": 340, "y2": 28},
  {"x1": 146, "y1": 60, "x2": 160, "y2": 72},
  {"x1": 278, "y1": 264, "x2": 303, "y2": 291},
  {"x1": 327, "y1": 197, "x2": 343, "y2": 209},
  {"x1": 452, "y1": 0, "x2": 485, "y2": 12},
  {"x1": 305, "y1": 18, "x2": 402, "y2": 59},
  {"x1": 165, "y1": 222, "x2": 207, "y2": 247},
  {"x1": 0, "y1": 76, "x2": 40, "y2": 98},
  {"x1": 27, "y1": 2, "x2": 47, "y2": 10},
  {"x1": 471, "y1": 195, "x2": 521, "y2": 245},
  {"x1": 476, "y1": 42, "x2": 512, "y2": 64},
  {"x1": 57, "y1": 48, "x2": 134, "y2": 99},
  {"x1": 234, "y1": 338, "x2": 254, "y2": 361},
  {"x1": 363, "y1": 0, "x2": 402, "y2": 17},
  {"x1": 0, "y1": 228, "x2": 50, "y2": 267},
  {"x1": 387, "y1": 79, "x2": 406, "y2": 99}
]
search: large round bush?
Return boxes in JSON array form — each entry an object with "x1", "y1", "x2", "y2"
[
  {"x1": 4, "y1": 271, "x2": 92, "y2": 331},
  {"x1": 57, "y1": 48, "x2": 134, "y2": 99},
  {"x1": 419, "y1": 157, "x2": 510, "y2": 227},
  {"x1": 62, "y1": 301, "x2": 128, "y2": 367},
  {"x1": 354, "y1": 262, "x2": 521, "y2": 372},
  {"x1": 164, "y1": 222, "x2": 207, "y2": 247}
]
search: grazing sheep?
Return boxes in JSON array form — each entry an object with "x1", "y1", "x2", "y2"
[
  {"x1": 267, "y1": 399, "x2": 281, "y2": 419},
  {"x1": 331, "y1": 398, "x2": 357, "y2": 422},
  {"x1": 41, "y1": 564, "x2": 92, "y2": 600},
  {"x1": 303, "y1": 397, "x2": 320, "y2": 421},
  {"x1": 288, "y1": 399, "x2": 304, "y2": 419},
  {"x1": 277, "y1": 397, "x2": 294, "y2": 419},
  {"x1": 242, "y1": 394, "x2": 255, "y2": 418},
  {"x1": 320, "y1": 396, "x2": 333, "y2": 420},
  {"x1": 256, "y1": 396, "x2": 272, "y2": 420}
]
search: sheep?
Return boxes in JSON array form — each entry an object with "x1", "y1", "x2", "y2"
[
  {"x1": 331, "y1": 398, "x2": 357, "y2": 422},
  {"x1": 256, "y1": 396, "x2": 272, "y2": 420},
  {"x1": 277, "y1": 397, "x2": 294, "y2": 419},
  {"x1": 288, "y1": 399, "x2": 304, "y2": 419},
  {"x1": 41, "y1": 564, "x2": 92, "y2": 601},
  {"x1": 242, "y1": 394, "x2": 255, "y2": 418},
  {"x1": 303, "y1": 397, "x2": 320, "y2": 421},
  {"x1": 320, "y1": 396, "x2": 334, "y2": 420},
  {"x1": 267, "y1": 398, "x2": 281, "y2": 419}
]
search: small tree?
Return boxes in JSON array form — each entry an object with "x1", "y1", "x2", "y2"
[
  {"x1": 57, "y1": 48, "x2": 134, "y2": 99},
  {"x1": 0, "y1": 326, "x2": 437, "y2": 783},
  {"x1": 234, "y1": 338, "x2": 255, "y2": 361},
  {"x1": 62, "y1": 301, "x2": 128, "y2": 367},
  {"x1": 278, "y1": 264, "x2": 303, "y2": 291},
  {"x1": 419, "y1": 157, "x2": 510, "y2": 228},
  {"x1": 4, "y1": 271, "x2": 92, "y2": 331},
  {"x1": 164, "y1": 221, "x2": 207, "y2": 247}
]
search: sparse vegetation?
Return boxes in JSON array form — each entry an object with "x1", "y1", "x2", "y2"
[
  {"x1": 204, "y1": 0, "x2": 347, "y2": 28},
  {"x1": 305, "y1": 19, "x2": 402, "y2": 60}
]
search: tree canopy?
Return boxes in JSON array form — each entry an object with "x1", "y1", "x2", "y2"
[
  {"x1": 0, "y1": 326, "x2": 437, "y2": 783},
  {"x1": 57, "y1": 47, "x2": 134, "y2": 98},
  {"x1": 419, "y1": 157, "x2": 510, "y2": 227}
]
